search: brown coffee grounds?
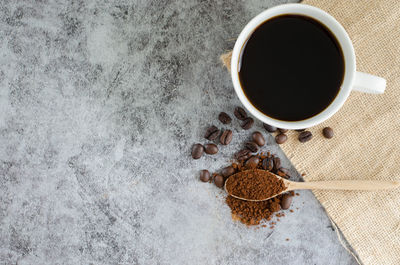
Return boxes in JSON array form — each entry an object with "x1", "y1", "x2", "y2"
[
  {"x1": 226, "y1": 196, "x2": 282, "y2": 226},
  {"x1": 223, "y1": 152, "x2": 294, "y2": 226},
  {"x1": 225, "y1": 169, "x2": 286, "y2": 200}
]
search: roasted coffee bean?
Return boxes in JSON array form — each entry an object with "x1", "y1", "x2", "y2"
[
  {"x1": 220, "y1": 130, "x2": 233, "y2": 145},
  {"x1": 244, "y1": 142, "x2": 258, "y2": 153},
  {"x1": 322, "y1": 127, "x2": 334, "y2": 139},
  {"x1": 295, "y1": 129, "x2": 306, "y2": 132},
  {"x1": 278, "y1": 128, "x2": 288, "y2": 133},
  {"x1": 273, "y1": 157, "x2": 281, "y2": 172},
  {"x1": 214, "y1": 174, "x2": 224, "y2": 188},
  {"x1": 263, "y1": 123, "x2": 277, "y2": 133},
  {"x1": 218, "y1": 112, "x2": 232, "y2": 124},
  {"x1": 204, "y1": 126, "x2": 220, "y2": 140},
  {"x1": 280, "y1": 194, "x2": 293, "y2": 210},
  {"x1": 262, "y1": 157, "x2": 273, "y2": 171},
  {"x1": 234, "y1": 107, "x2": 247, "y2": 120},
  {"x1": 252, "y1": 131, "x2": 265, "y2": 146},
  {"x1": 221, "y1": 166, "x2": 235, "y2": 178},
  {"x1": 277, "y1": 167, "x2": 290, "y2": 179},
  {"x1": 235, "y1": 149, "x2": 252, "y2": 161},
  {"x1": 191, "y1": 144, "x2": 204, "y2": 159},
  {"x1": 275, "y1": 133, "x2": 288, "y2": 144},
  {"x1": 245, "y1": 156, "x2": 260, "y2": 169},
  {"x1": 204, "y1": 143, "x2": 218, "y2": 155},
  {"x1": 241, "y1": 117, "x2": 254, "y2": 130},
  {"x1": 199, "y1": 170, "x2": 210, "y2": 182},
  {"x1": 298, "y1": 131, "x2": 313, "y2": 143}
]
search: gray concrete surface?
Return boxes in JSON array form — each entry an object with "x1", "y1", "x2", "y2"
[{"x1": 0, "y1": 0, "x2": 359, "y2": 264}]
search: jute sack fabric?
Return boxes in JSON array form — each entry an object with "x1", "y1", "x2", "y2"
[{"x1": 221, "y1": 1, "x2": 400, "y2": 264}]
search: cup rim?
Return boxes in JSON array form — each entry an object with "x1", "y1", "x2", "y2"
[{"x1": 231, "y1": 3, "x2": 356, "y2": 129}]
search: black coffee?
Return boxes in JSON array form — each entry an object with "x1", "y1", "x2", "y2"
[{"x1": 239, "y1": 15, "x2": 345, "y2": 121}]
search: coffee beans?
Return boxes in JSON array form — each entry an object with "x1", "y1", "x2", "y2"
[
  {"x1": 298, "y1": 131, "x2": 313, "y2": 143},
  {"x1": 235, "y1": 149, "x2": 251, "y2": 161},
  {"x1": 220, "y1": 130, "x2": 233, "y2": 145},
  {"x1": 273, "y1": 157, "x2": 281, "y2": 172},
  {"x1": 241, "y1": 117, "x2": 254, "y2": 130},
  {"x1": 221, "y1": 166, "x2": 235, "y2": 178},
  {"x1": 218, "y1": 112, "x2": 232, "y2": 124},
  {"x1": 263, "y1": 123, "x2": 277, "y2": 133},
  {"x1": 205, "y1": 126, "x2": 220, "y2": 141},
  {"x1": 245, "y1": 142, "x2": 258, "y2": 153},
  {"x1": 191, "y1": 144, "x2": 204, "y2": 159},
  {"x1": 204, "y1": 143, "x2": 218, "y2": 155},
  {"x1": 252, "y1": 131, "x2": 265, "y2": 146},
  {"x1": 280, "y1": 194, "x2": 293, "y2": 210},
  {"x1": 275, "y1": 133, "x2": 288, "y2": 144},
  {"x1": 234, "y1": 107, "x2": 247, "y2": 120},
  {"x1": 277, "y1": 168, "x2": 290, "y2": 179},
  {"x1": 262, "y1": 157, "x2": 273, "y2": 171},
  {"x1": 199, "y1": 170, "x2": 210, "y2": 182},
  {"x1": 245, "y1": 156, "x2": 260, "y2": 169},
  {"x1": 214, "y1": 174, "x2": 224, "y2": 188},
  {"x1": 322, "y1": 127, "x2": 334, "y2": 139},
  {"x1": 194, "y1": 105, "x2": 333, "y2": 163}
]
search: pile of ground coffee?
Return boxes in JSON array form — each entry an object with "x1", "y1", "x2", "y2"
[
  {"x1": 226, "y1": 195, "x2": 282, "y2": 226},
  {"x1": 226, "y1": 169, "x2": 286, "y2": 200}
]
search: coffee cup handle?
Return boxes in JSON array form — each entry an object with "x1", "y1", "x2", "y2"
[{"x1": 353, "y1": 71, "x2": 386, "y2": 94}]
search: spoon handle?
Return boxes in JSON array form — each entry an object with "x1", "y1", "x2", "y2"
[{"x1": 287, "y1": 180, "x2": 400, "y2": 191}]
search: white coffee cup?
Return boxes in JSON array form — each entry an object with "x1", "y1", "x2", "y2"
[{"x1": 231, "y1": 3, "x2": 386, "y2": 130}]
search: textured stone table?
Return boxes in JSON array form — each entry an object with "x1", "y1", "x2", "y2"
[{"x1": 0, "y1": 0, "x2": 358, "y2": 264}]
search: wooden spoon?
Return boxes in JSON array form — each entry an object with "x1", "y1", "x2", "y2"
[{"x1": 224, "y1": 169, "x2": 400, "y2": 202}]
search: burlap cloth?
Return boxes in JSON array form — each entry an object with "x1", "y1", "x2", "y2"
[{"x1": 221, "y1": 1, "x2": 400, "y2": 264}]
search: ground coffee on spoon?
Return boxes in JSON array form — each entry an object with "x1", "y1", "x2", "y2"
[{"x1": 226, "y1": 169, "x2": 286, "y2": 201}]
